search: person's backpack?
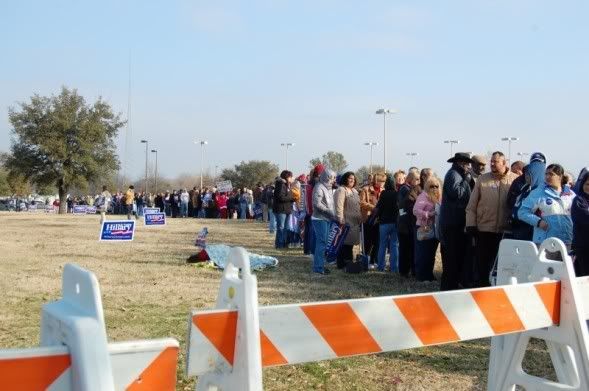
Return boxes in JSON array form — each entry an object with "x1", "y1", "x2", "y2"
[{"x1": 511, "y1": 184, "x2": 531, "y2": 223}]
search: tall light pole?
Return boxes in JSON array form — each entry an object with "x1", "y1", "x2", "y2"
[
  {"x1": 443, "y1": 140, "x2": 460, "y2": 156},
  {"x1": 151, "y1": 149, "x2": 158, "y2": 194},
  {"x1": 214, "y1": 165, "x2": 219, "y2": 182},
  {"x1": 406, "y1": 152, "x2": 419, "y2": 168},
  {"x1": 376, "y1": 108, "x2": 397, "y2": 173},
  {"x1": 194, "y1": 140, "x2": 208, "y2": 190},
  {"x1": 363, "y1": 142, "x2": 378, "y2": 174},
  {"x1": 501, "y1": 137, "x2": 519, "y2": 164},
  {"x1": 281, "y1": 143, "x2": 295, "y2": 170},
  {"x1": 140, "y1": 139, "x2": 148, "y2": 193}
]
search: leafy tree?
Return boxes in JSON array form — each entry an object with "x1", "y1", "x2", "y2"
[
  {"x1": 5, "y1": 87, "x2": 125, "y2": 213},
  {"x1": 7, "y1": 172, "x2": 31, "y2": 196},
  {"x1": 309, "y1": 152, "x2": 348, "y2": 174},
  {"x1": 0, "y1": 167, "x2": 11, "y2": 196},
  {"x1": 220, "y1": 160, "x2": 279, "y2": 189},
  {"x1": 355, "y1": 164, "x2": 386, "y2": 184}
]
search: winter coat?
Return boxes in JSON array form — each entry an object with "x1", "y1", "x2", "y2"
[
  {"x1": 398, "y1": 184, "x2": 419, "y2": 234},
  {"x1": 374, "y1": 189, "x2": 399, "y2": 225},
  {"x1": 312, "y1": 170, "x2": 336, "y2": 221},
  {"x1": 273, "y1": 179, "x2": 294, "y2": 214},
  {"x1": 465, "y1": 168, "x2": 517, "y2": 233},
  {"x1": 518, "y1": 184, "x2": 575, "y2": 245},
  {"x1": 413, "y1": 192, "x2": 438, "y2": 228},
  {"x1": 359, "y1": 184, "x2": 381, "y2": 222},
  {"x1": 440, "y1": 164, "x2": 473, "y2": 228},
  {"x1": 572, "y1": 171, "x2": 589, "y2": 252},
  {"x1": 334, "y1": 187, "x2": 362, "y2": 245}
]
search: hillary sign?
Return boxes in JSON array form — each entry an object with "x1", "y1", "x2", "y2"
[
  {"x1": 100, "y1": 220, "x2": 135, "y2": 241},
  {"x1": 144, "y1": 212, "x2": 166, "y2": 226}
]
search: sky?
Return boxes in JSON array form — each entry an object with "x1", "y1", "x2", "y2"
[{"x1": 1, "y1": 0, "x2": 588, "y2": 181}]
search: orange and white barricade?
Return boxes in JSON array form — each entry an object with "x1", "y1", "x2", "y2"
[
  {"x1": 0, "y1": 264, "x2": 179, "y2": 390},
  {"x1": 186, "y1": 239, "x2": 589, "y2": 391}
]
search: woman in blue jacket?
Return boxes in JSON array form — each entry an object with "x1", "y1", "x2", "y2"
[
  {"x1": 518, "y1": 164, "x2": 575, "y2": 249},
  {"x1": 572, "y1": 170, "x2": 589, "y2": 275}
]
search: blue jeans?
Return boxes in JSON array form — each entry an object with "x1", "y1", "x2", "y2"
[
  {"x1": 312, "y1": 219, "x2": 329, "y2": 272},
  {"x1": 268, "y1": 208, "x2": 276, "y2": 233},
  {"x1": 240, "y1": 204, "x2": 248, "y2": 219},
  {"x1": 180, "y1": 202, "x2": 188, "y2": 217},
  {"x1": 378, "y1": 223, "x2": 399, "y2": 272},
  {"x1": 274, "y1": 213, "x2": 288, "y2": 248}
]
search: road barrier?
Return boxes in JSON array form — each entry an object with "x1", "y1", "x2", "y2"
[
  {"x1": 187, "y1": 240, "x2": 589, "y2": 391},
  {"x1": 0, "y1": 264, "x2": 179, "y2": 390}
]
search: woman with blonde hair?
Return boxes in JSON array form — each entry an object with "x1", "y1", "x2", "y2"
[
  {"x1": 413, "y1": 177, "x2": 441, "y2": 281},
  {"x1": 397, "y1": 171, "x2": 421, "y2": 276}
]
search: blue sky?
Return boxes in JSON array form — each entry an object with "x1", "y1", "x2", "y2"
[{"x1": 1, "y1": 1, "x2": 588, "y2": 180}]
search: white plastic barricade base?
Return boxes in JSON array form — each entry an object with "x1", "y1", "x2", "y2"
[
  {"x1": 40, "y1": 263, "x2": 115, "y2": 391},
  {"x1": 187, "y1": 247, "x2": 263, "y2": 391},
  {"x1": 488, "y1": 238, "x2": 589, "y2": 391}
]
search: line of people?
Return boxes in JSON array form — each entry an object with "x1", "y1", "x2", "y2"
[{"x1": 267, "y1": 155, "x2": 589, "y2": 287}]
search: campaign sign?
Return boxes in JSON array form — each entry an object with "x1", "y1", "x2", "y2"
[
  {"x1": 73, "y1": 205, "x2": 87, "y2": 215},
  {"x1": 86, "y1": 206, "x2": 97, "y2": 214},
  {"x1": 100, "y1": 220, "x2": 135, "y2": 241},
  {"x1": 216, "y1": 180, "x2": 233, "y2": 193},
  {"x1": 144, "y1": 212, "x2": 166, "y2": 226},
  {"x1": 143, "y1": 207, "x2": 160, "y2": 215}
]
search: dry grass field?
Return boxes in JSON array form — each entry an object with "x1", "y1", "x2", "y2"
[{"x1": 0, "y1": 213, "x2": 553, "y2": 390}]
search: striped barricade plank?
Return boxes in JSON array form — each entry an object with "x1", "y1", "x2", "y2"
[
  {"x1": 0, "y1": 339, "x2": 179, "y2": 390},
  {"x1": 188, "y1": 280, "x2": 560, "y2": 375}
]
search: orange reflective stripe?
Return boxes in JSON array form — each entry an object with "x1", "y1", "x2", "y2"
[
  {"x1": 394, "y1": 296, "x2": 459, "y2": 345},
  {"x1": 301, "y1": 303, "x2": 381, "y2": 357},
  {"x1": 126, "y1": 347, "x2": 178, "y2": 391},
  {"x1": 0, "y1": 354, "x2": 70, "y2": 390},
  {"x1": 260, "y1": 331, "x2": 288, "y2": 367},
  {"x1": 193, "y1": 311, "x2": 238, "y2": 364},
  {"x1": 535, "y1": 281, "x2": 561, "y2": 325},
  {"x1": 471, "y1": 288, "x2": 525, "y2": 334}
]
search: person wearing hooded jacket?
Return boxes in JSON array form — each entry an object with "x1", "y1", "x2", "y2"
[
  {"x1": 572, "y1": 169, "x2": 589, "y2": 276},
  {"x1": 274, "y1": 170, "x2": 295, "y2": 248},
  {"x1": 518, "y1": 164, "x2": 575, "y2": 252},
  {"x1": 312, "y1": 169, "x2": 337, "y2": 275},
  {"x1": 507, "y1": 153, "x2": 547, "y2": 240},
  {"x1": 439, "y1": 153, "x2": 475, "y2": 291}
]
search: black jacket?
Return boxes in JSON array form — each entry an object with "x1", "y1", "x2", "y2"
[
  {"x1": 397, "y1": 184, "x2": 418, "y2": 234},
  {"x1": 273, "y1": 179, "x2": 294, "y2": 214},
  {"x1": 375, "y1": 189, "x2": 399, "y2": 224},
  {"x1": 440, "y1": 164, "x2": 473, "y2": 228}
]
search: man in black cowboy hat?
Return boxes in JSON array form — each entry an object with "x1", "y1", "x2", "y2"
[{"x1": 439, "y1": 152, "x2": 476, "y2": 291}]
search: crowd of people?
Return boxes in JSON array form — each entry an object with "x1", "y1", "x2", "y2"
[
  {"x1": 57, "y1": 151, "x2": 589, "y2": 289},
  {"x1": 265, "y1": 152, "x2": 589, "y2": 289}
]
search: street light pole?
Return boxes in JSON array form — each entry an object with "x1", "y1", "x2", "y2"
[
  {"x1": 140, "y1": 140, "x2": 148, "y2": 194},
  {"x1": 151, "y1": 149, "x2": 158, "y2": 194},
  {"x1": 501, "y1": 137, "x2": 519, "y2": 164},
  {"x1": 406, "y1": 152, "x2": 419, "y2": 168},
  {"x1": 376, "y1": 109, "x2": 397, "y2": 173},
  {"x1": 281, "y1": 143, "x2": 295, "y2": 170},
  {"x1": 364, "y1": 142, "x2": 378, "y2": 174},
  {"x1": 443, "y1": 140, "x2": 460, "y2": 156},
  {"x1": 194, "y1": 140, "x2": 208, "y2": 190}
]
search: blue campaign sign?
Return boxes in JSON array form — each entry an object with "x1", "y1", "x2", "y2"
[
  {"x1": 100, "y1": 220, "x2": 135, "y2": 241},
  {"x1": 85, "y1": 206, "x2": 97, "y2": 214},
  {"x1": 143, "y1": 207, "x2": 160, "y2": 215},
  {"x1": 73, "y1": 205, "x2": 87, "y2": 215},
  {"x1": 145, "y1": 212, "x2": 166, "y2": 226}
]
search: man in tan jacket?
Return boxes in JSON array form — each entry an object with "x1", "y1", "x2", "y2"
[{"x1": 465, "y1": 152, "x2": 517, "y2": 287}]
